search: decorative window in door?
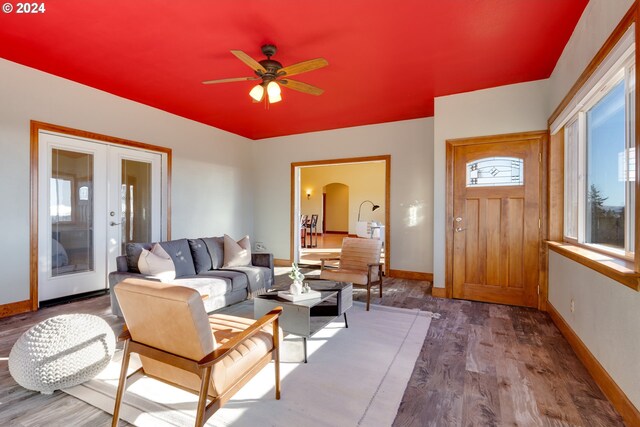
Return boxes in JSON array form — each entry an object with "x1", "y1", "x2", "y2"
[{"x1": 466, "y1": 157, "x2": 524, "y2": 187}]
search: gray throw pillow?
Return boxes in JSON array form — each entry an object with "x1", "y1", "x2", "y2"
[
  {"x1": 158, "y1": 239, "x2": 196, "y2": 277},
  {"x1": 125, "y1": 242, "x2": 152, "y2": 273},
  {"x1": 188, "y1": 238, "x2": 212, "y2": 274},
  {"x1": 202, "y1": 236, "x2": 224, "y2": 269}
]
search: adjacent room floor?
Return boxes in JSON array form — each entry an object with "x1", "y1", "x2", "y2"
[{"x1": 0, "y1": 268, "x2": 624, "y2": 426}]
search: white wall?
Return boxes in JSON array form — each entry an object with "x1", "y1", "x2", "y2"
[
  {"x1": 547, "y1": 0, "x2": 635, "y2": 113},
  {"x1": 546, "y1": 0, "x2": 639, "y2": 412},
  {"x1": 0, "y1": 59, "x2": 254, "y2": 306},
  {"x1": 252, "y1": 118, "x2": 434, "y2": 273},
  {"x1": 432, "y1": 79, "x2": 550, "y2": 287},
  {"x1": 549, "y1": 252, "x2": 640, "y2": 408}
]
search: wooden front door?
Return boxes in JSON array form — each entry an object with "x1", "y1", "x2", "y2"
[{"x1": 449, "y1": 133, "x2": 543, "y2": 308}]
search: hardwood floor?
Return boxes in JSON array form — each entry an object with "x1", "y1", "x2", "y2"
[{"x1": 0, "y1": 269, "x2": 625, "y2": 426}]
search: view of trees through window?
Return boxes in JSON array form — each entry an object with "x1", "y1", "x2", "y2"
[{"x1": 586, "y1": 80, "x2": 626, "y2": 250}]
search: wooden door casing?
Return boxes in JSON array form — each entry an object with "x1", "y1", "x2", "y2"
[{"x1": 450, "y1": 135, "x2": 542, "y2": 308}]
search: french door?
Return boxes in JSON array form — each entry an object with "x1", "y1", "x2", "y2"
[{"x1": 38, "y1": 131, "x2": 162, "y2": 302}]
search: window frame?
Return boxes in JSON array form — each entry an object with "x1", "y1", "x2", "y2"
[{"x1": 562, "y1": 55, "x2": 636, "y2": 259}]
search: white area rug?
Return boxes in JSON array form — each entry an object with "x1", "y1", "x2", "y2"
[{"x1": 63, "y1": 302, "x2": 435, "y2": 427}]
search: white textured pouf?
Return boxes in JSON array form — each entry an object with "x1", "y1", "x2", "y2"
[{"x1": 9, "y1": 314, "x2": 116, "y2": 394}]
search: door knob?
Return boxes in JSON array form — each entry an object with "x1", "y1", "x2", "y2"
[
  {"x1": 110, "y1": 221, "x2": 121, "y2": 226},
  {"x1": 455, "y1": 227, "x2": 466, "y2": 233},
  {"x1": 455, "y1": 217, "x2": 463, "y2": 222}
]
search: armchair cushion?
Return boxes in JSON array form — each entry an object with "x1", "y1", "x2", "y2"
[
  {"x1": 208, "y1": 313, "x2": 274, "y2": 394},
  {"x1": 320, "y1": 268, "x2": 370, "y2": 285}
]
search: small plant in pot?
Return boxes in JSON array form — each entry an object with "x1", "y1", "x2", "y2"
[{"x1": 288, "y1": 263, "x2": 305, "y2": 295}]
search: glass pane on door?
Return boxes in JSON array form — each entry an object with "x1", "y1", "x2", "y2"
[
  {"x1": 50, "y1": 149, "x2": 94, "y2": 276},
  {"x1": 120, "y1": 159, "x2": 152, "y2": 251}
]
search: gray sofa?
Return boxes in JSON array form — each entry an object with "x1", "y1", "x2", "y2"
[{"x1": 109, "y1": 237, "x2": 274, "y2": 317}]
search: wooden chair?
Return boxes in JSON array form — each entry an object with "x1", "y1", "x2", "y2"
[
  {"x1": 306, "y1": 214, "x2": 319, "y2": 248},
  {"x1": 300, "y1": 214, "x2": 308, "y2": 248},
  {"x1": 112, "y1": 278, "x2": 282, "y2": 427},
  {"x1": 319, "y1": 237, "x2": 383, "y2": 311}
]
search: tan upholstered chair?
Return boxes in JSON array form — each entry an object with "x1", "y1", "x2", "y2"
[
  {"x1": 320, "y1": 237, "x2": 383, "y2": 311},
  {"x1": 112, "y1": 278, "x2": 282, "y2": 427}
]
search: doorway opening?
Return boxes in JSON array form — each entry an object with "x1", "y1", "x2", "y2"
[{"x1": 291, "y1": 155, "x2": 390, "y2": 275}]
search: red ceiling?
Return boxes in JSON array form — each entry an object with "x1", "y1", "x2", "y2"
[{"x1": 0, "y1": 0, "x2": 588, "y2": 139}]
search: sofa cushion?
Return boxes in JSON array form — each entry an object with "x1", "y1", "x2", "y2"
[
  {"x1": 171, "y1": 276, "x2": 232, "y2": 299},
  {"x1": 158, "y1": 239, "x2": 196, "y2": 277},
  {"x1": 138, "y1": 244, "x2": 176, "y2": 282},
  {"x1": 223, "y1": 235, "x2": 251, "y2": 268},
  {"x1": 202, "y1": 237, "x2": 224, "y2": 269},
  {"x1": 198, "y1": 270, "x2": 248, "y2": 293},
  {"x1": 227, "y1": 265, "x2": 273, "y2": 295},
  {"x1": 125, "y1": 242, "x2": 153, "y2": 274},
  {"x1": 188, "y1": 239, "x2": 212, "y2": 274}
]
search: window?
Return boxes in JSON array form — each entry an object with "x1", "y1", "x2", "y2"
[
  {"x1": 466, "y1": 157, "x2": 524, "y2": 187},
  {"x1": 50, "y1": 177, "x2": 73, "y2": 223},
  {"x1": 563, "y1": 58, "x2": 635, "y2": 257}
]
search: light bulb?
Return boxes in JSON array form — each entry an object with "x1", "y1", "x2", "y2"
[
  {"x1": 249, "y1": 84, "x2": 264, "y2": 102},
  {"x1": 267, "y1": 81, "x2": 282, "y2": 103}
]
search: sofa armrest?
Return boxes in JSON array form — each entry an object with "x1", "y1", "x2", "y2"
[
  {"x1": 252, "y1": 252, "x2": 273, "y2": 269},
  {"x1": 116, "y1": 255, "x2": 128, "y2": 272},
  {"x1": 252, "y1": 252, "x2": 274, "y2": 286}
]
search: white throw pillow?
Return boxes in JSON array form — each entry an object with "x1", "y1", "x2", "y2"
[
  {"x1": 223, "y1": 235, "x2": 252, "y2": 268},
  {"x1": 138, "y1": 243, "x2": 176, "y2": 282}
]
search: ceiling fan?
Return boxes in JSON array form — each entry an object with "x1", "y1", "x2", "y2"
[{"x1": 202, "y1": 44, "x2": 328, "y2": 104}]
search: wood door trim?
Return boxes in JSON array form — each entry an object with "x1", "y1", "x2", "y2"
[
  {"x1": 290, "y1": 155, "x2": 391, "y2": 276},
  {"x1": 27, "y1": 121, "x2": 172, "y2": 317},
  {"x1": 445, "y1": 130, "x2": 548, "y2": 307}
]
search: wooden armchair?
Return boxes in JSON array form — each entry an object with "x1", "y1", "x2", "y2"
[
  {"x1": 320, "y1": 237, "x2": 383, "y2": 311},
  {"x1": 112, "y1": 278, "x2": 282, "y2": 427}
]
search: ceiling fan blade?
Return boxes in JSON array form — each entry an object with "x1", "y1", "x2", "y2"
[
  {"x1": 280, "y1": 79, "x2": 324, "y2": 96},
  {"x1": 202, "y1": 76, "x2": 260, "y2": 84},
  {"x1": 230, "y1": 50, "x2": 267, "y2": 73},
  {"x1": 279, "y1": 58, "x2": 328, "y2": 77}
]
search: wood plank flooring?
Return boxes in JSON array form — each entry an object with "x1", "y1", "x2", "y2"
[{"x1": 0, "y1": 268, "x2": 626, "y2": 426}]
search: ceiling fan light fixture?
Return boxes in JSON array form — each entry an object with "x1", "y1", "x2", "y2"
[
  {"x1": 249, "y1": 84, "x2": 264, "y2": 102},
  {"x1": 267, "y1": 81, "x2": 282, "y2": 103}
]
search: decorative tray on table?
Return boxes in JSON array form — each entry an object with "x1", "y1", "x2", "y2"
[{"x1": 277, "y1": 289, "x2": 322, "y2": 302}]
